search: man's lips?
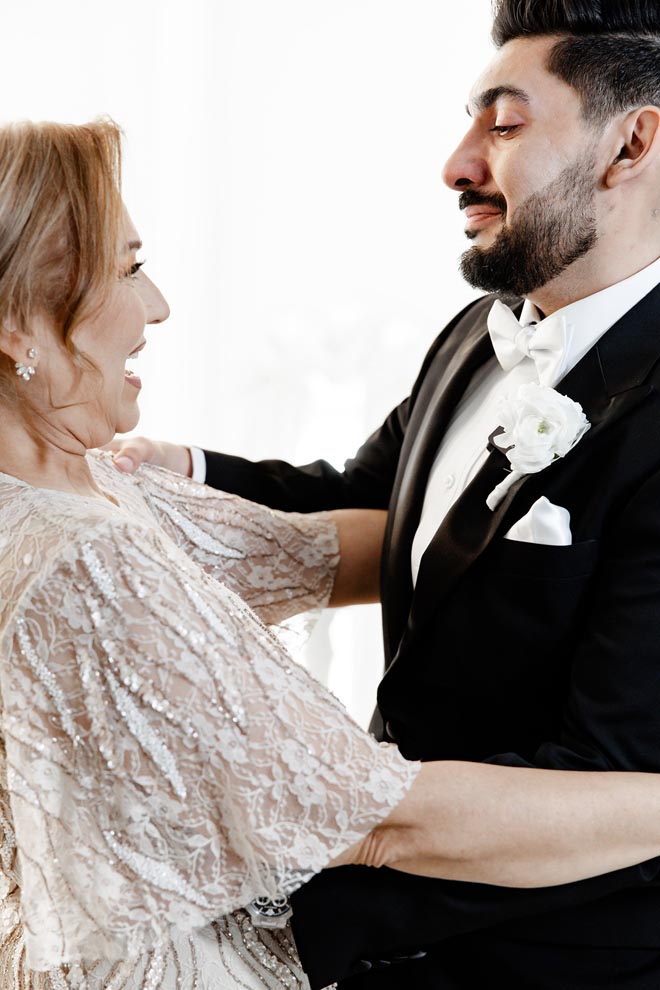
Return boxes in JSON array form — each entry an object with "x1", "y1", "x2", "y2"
[
  {"x1": 464, "y1": 205, "x2": 502, "y2": 230},
  {"x1": 464, "y1": 205, "x2": 502, "y2": 220}
]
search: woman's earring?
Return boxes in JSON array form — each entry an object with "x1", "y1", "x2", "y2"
[{"x1": 15, "y1": 347, "x2": 37, "y2": 382}]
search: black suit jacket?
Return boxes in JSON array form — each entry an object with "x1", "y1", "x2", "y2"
[{"x1": 205, "y1": 289, "x2": 660, "y2": 988}]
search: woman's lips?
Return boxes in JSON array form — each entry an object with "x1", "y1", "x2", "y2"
[
  {"x1": 125, "y1": 340, "x2": 145, "y2": 390},
  {"x1": 127, "y1": 340, "x2": 146, "y2": 358},
  {"x1": 124, "y1": 369, "x2": 142, "y2": 390}
]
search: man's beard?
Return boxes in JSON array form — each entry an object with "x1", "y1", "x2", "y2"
[{"x1": 459, "y1": 152, "x2": 598, "y2": 297}]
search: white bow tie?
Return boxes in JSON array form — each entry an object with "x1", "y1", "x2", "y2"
[{"x1": 487, "y1": 298, "x2": 569, "y2": 387}]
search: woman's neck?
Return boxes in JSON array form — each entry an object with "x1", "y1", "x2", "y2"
[{"x1": 0, "y1": 403, "x2": 110, "y2": 501}]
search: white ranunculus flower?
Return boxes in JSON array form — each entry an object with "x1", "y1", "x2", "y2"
[
  {"x1": 486, "y1": 383, "x2": 590, "y2": 510},
  {"x1": 498, "y1": 383, "x2": 590, "y2": 473}
]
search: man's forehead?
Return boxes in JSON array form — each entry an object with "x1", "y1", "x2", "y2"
[
  {"x1": 466, "y1": 35, "x2": 566, "y2": 116},
  {"x1": 467, "y1": 84, "x2": 531, "y2": 117}
]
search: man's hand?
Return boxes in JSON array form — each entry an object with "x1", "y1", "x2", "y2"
[{"x1": 102, "y1": 437, "x2": 193, "y2": 477}]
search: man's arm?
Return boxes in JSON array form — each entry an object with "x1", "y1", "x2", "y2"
[
  {"x1": 291, "y1": 466, "x2": 660, "y2": 988},
  {"x1": 107, "y1": 297, "x2": 487, "y2": 512},
  {"x1": 201, "y1": 397, "x2": 410, "y2": 512},
  {"x1": 105, "y1": 399, "x2": 410, "y2": 510},
  {"x1": 292, "y1": 858, "x2": 659, "y2": 989}
]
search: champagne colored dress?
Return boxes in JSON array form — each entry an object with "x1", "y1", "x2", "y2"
[{"x1": 0, "y1": 454, "x2": 418, "y2": 990}]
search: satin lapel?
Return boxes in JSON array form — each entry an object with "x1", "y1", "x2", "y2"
[
  {"x1": 383, "y1": 323, "x2": 496, "y2": 653},
  {"x1": 401, "y1": 288, "x2": 660, "y2": 649}
]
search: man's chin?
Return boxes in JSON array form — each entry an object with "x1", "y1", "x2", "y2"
[
  {"x1": 465, "y1": 222, "x2": 503, "y2": 245},
  {"x1": 459, "y1": 244, "x2": 495, "y2": 289},
  {"x1": 459, "y1": 245, "x2": 520, "y2": 295}
]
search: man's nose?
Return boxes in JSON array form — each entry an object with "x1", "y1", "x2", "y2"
[{"x1": 442, "y1": 133, "x2": 488, "y2": 190}]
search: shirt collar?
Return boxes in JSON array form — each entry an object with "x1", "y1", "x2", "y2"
[{"x1": 518, "y1": 255, "x2": 660, "y2": 382}]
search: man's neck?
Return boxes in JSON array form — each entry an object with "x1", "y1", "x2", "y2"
[{"x1": 527, "y1": 248, "x2": 660, "y2": 316}]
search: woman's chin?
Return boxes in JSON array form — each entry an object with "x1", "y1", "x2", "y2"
[{"x1": 115, "y1": 404, "x2": 141, "y2": 436}]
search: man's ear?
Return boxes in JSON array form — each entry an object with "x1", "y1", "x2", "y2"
[{"x1": 604, "y1": 106, "x2": 660, "y2": 189}]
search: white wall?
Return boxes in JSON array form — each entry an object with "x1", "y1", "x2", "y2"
[{"x1": 3, "y1": 0, "x2": 494, "y2": 725}]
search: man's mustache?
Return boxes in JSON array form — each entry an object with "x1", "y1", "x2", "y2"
[{"x1": 458, "y1": 190, "x2": 507, "y2": 215}]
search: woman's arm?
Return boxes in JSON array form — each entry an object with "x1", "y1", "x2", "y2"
[
  {"x1": 126, "y1": 456, "x2": 386, "y2": 617},
  {"x1": 334, "y1": 760, "x2": 660, "y2": 887},
  {"x1": 9, "y1": 520, "x2": 417, "y2": 971},
  {"x1": 328, "y1": 508, "x2": 386, "y2": 606}
]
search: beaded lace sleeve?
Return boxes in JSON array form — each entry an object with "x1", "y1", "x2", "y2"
[
  {"x1": 131, "y1": 461, "x2": 340, "y2": 625},
  {"x1": 2, "y1": 517, "x2": 418, "y2": 971}
]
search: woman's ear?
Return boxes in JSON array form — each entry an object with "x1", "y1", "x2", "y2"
[
  {"x1": 605, "y1": 106, "x2": 660, "y2": 189},
  {"x1": 0, "y1": 321, "x2": 22, "y2": 362},
  {"x1": 0, "y1": 322, "x2": 38, "y2": 378}
]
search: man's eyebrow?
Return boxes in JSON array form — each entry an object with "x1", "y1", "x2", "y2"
[{"x1": 466, "y1": 85, "x2": 531, "y2": 117}]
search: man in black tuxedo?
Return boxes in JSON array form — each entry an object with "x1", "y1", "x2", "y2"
[{"x1": 113, "y1": 2, "x2": 660, "y2": 986}]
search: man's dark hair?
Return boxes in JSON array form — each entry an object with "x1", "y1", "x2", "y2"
[{"x1": 491, "y1": 1, "x2": 660, "y2": 125}]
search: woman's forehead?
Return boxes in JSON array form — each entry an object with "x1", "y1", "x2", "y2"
[{"x1": 120, "y1": 207, "x2": 141, "y2": 252}]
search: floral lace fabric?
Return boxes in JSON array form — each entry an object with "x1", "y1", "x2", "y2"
[{"x1": 0, "y1": 454, "x2": 418, "y2": 989}]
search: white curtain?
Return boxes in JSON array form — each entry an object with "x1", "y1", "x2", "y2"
[{"x1": 4, "y1": 0, "x2": 492, "y2": 726}]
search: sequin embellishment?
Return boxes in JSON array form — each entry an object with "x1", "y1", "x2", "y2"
[{"x1": 102, "y1": 831, "x2": 213, "y2": 910}]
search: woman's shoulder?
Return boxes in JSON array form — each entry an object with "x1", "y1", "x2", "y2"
[
  {"x1": 0, "y1": 456, "x2": 151, "y2": 542},
  {"x1": 87, "y1": 448, "x2": 158, "y2": 515},
  {"x1": 0, "y1": 460, "x2": 167, "y2": 625}
]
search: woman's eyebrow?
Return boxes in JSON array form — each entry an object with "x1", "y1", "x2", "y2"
[{"x1": 125, "y1": 239, "x2": 143, "y2": 252}]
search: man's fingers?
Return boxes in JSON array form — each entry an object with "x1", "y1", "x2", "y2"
[
  {"x1": 100, "y1": 438, "x2": 193, "y2": 477},
  {"x1": 113, "y1": 454, "x2": 138, "y2": 474},
  {"x1": 101, "y1": 439, "x2": 123, "y2": 453},
  {"x1": 101, "y1": 436, "x2": 158, "y2": 473}
]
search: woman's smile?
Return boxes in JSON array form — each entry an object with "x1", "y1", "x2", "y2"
[
  {"x1": 124, "y1": 368, "x2": 142, "y2": 390},
  {"x1": 124, "y1": 337, "x2": 146, "y2": 391}
]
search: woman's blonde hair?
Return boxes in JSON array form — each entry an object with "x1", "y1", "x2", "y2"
[{"x1": 0, "y1": 117, "x2": 123, "y2": 350}]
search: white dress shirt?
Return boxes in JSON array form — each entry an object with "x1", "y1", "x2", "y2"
[
  {"x1": 410, "y1": 257, "x2": 660, "y2": 585},
  {"x1": 190, "y1": 445, "x2": 207, "y2": 485}
]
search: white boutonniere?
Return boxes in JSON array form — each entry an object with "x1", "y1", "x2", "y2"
[{"x1": 486, "y1": 383, "x2": 590, "y2": 510}]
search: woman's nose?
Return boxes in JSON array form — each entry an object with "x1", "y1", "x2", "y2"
[{"x1": 144, "y1": 276, "x2": 170, "y2": 325}]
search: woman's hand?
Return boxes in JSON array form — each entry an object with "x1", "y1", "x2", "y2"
[{"x1": 102, "y1": 436, "x2": 193, "y2": 477}]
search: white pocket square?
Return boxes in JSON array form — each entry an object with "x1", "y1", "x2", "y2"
[{"x1": 504, "y1": 496, "x2": 572, "y2": 546}]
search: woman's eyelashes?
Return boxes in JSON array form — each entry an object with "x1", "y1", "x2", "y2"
[{"x1": 120, "y1": 260, "x2": 146, "y2": 280}]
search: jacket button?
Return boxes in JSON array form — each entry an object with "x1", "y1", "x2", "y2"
[
  {"x1": 354, "y1": 959, "x2": 373, "y2": 972},
  {"x1": 385, "y1": 720, "x2": 399, "y2": 742}
]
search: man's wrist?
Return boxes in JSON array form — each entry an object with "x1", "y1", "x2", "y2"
[{"x1": 189, "y1": 446, "x2": 207, "y2": 483}]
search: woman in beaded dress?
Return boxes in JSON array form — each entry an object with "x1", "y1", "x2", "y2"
[{"x1": 2, "y1": 119, "x2": 660, "y2": 990}]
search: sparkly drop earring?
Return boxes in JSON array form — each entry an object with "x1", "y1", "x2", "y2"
[{"x1": 15, "y1": 347, "x2": 37, "y2": 382}]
